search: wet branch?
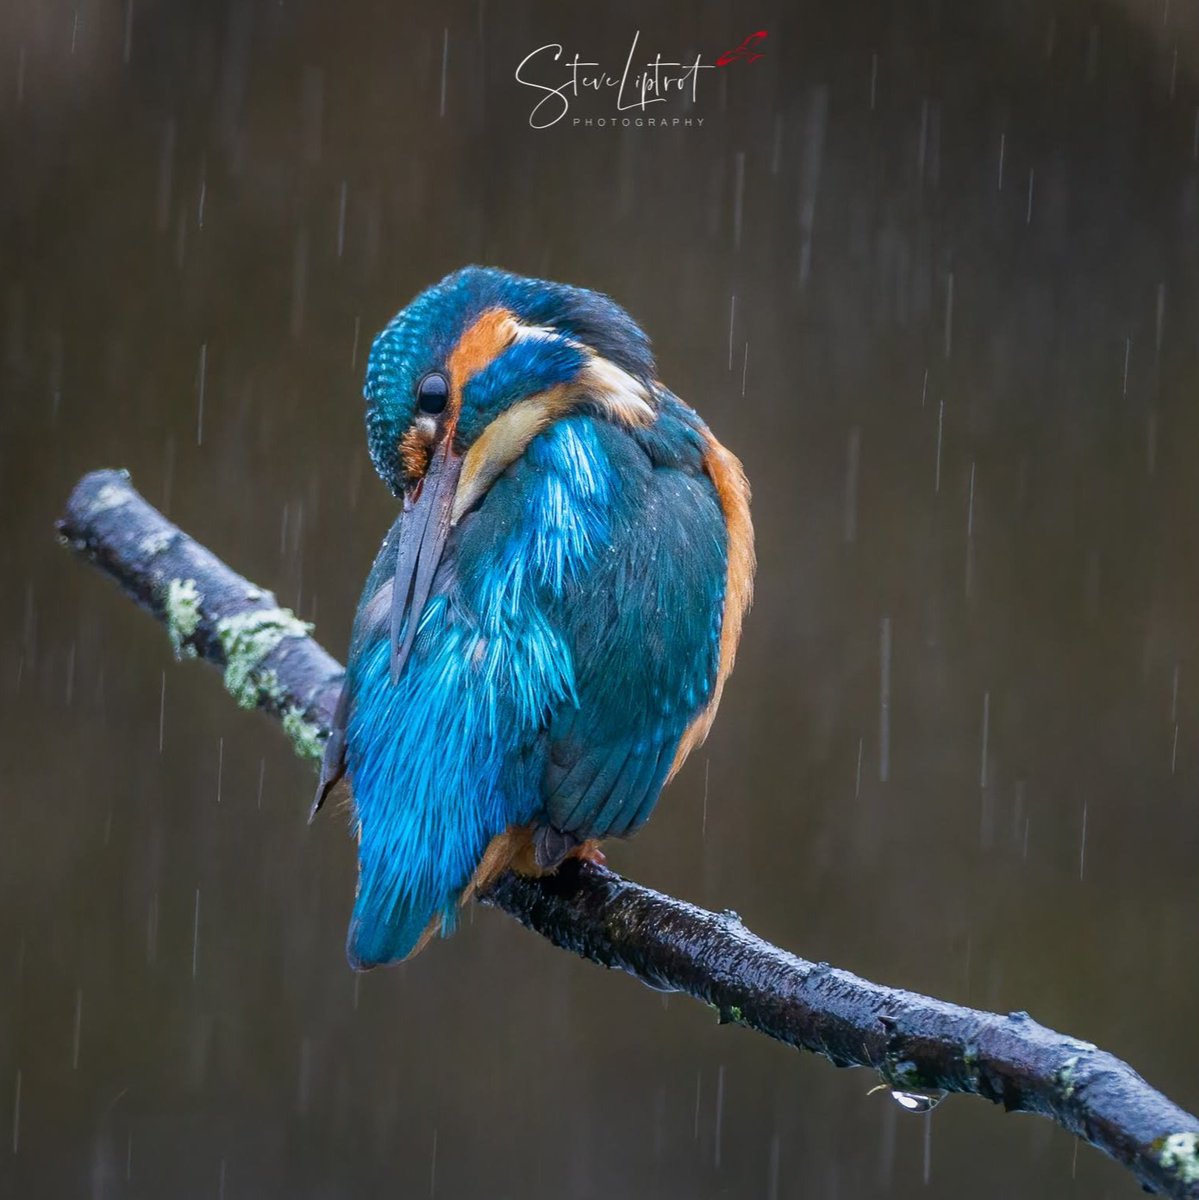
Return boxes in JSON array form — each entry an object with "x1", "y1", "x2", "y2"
[{"x1": 58, "y1": 468, "x2": 1199, "y2": 1200}]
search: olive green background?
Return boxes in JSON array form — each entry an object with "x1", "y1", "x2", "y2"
[{"x1": 2, "y1": 0, "x2": 1198, "y2": 1196}]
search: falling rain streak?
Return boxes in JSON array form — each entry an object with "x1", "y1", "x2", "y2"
[
  {"x1": 943, "y1": 272, "x2": 954, "y2": 358},
  {"x1": 879, "y1": 617, "x2": 892, "y2": 783},
  {"x1": 965, "y1": 461, "x2": 976, "y2": 597},
  {"x1": 934, "y1": 398, "x2": 944, "y2": 493},
  {"x1": 732, "y1": 151, "x2": 745, "y2": 251},
  {"x1": 195, "y1": 342, "x2": 207, "y2": 446},
  {"x1": 1079, "y1": 804, "x2": 1088, "y2": 881},
  {"x1": 440, "y1": 28, "x2": 449, "y2": 118},
  {"x1": 72, "y1": 989, "x2": 82, "y2": 1069},
  {"x1": 844, "y1": 427, "x2": 860, "y2": 543},
  {"x1": 191, "y1": 889, "x2": 201, "y2": 980}
]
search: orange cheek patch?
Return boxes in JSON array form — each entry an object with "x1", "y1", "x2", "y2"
[
  {"x1": 446, "y1": 307, "x2": 519, "y2": 400},
  {"x1": 399, "y1": 428, "x2": 430, "y2": 479}
]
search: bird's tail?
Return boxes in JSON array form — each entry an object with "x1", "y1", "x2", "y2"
[{"x1": 346, "y1": 889, "x2": 449, "y2": 970}]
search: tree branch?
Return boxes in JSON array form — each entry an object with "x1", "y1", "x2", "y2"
[{"x1": 58, "y1": 468, "x2": 1199, "y2": 1199}]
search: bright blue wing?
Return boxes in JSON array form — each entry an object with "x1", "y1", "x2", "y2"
[
  {"x1": 531, "y1": 405, "x2": 728, "y2": 839},
  {"x1": 339, "y1": 400, "x2": 727, "y2": 967}
]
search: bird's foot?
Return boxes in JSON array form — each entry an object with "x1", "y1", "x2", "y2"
[{"x1": 570, "y1": 839, "x2": 606, "y2": 867}]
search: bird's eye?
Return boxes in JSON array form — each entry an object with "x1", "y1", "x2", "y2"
[{"x1": 416, "y1": 371, "x2": 449, "y2": 415}]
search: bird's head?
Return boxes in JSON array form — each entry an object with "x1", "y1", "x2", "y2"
[{"x1": 362, "y1": 265, "x2": 658, "y2": 679}]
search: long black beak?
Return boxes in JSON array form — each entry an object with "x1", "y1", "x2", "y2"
[{"x1": 389, "y1": 438, "x2": 462, "y2": 684}]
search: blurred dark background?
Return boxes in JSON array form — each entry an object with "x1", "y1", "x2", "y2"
[{"x1": 2, "y1": 0, "x2": 1198, "y2": 1195}]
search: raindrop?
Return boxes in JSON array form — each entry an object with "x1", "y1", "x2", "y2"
[
  {"x1": 714, "y1": 1064, "x2": 725, "y2": 1167},
  {"x1": 917, "y1": 98, "x2": 929, "y2": 185},
  {"x1": 351, "y1": 315, "x2": 362, "y2": 370},
  {"x1": 1026, "y1": 168, "x2": 1035, "y2": 224},
  {"x1": 257, "y1": 758, "x2": 265, "y2": 809},
  {"x1": 997, "y1": 132, "x2": 1005, "y2": 190},
  {"x1": 869, "y1": 53, "x2": 878, "y2": 110},
  {"x1": 965, "y1": 461, "x2": 976, "y2": 596},
  {"x1": 934, "y1": 397, "x2": 944, "y2": 493},
  {"x1": 767, "y1": 1132, "x2": 781, "y2": 1199},
  {"x1": 1079, "y1": 803, "x2": 1087, "y2": 881},
  {"x1": 879, "y1": 617, "x2": 891, "y2": 783},
  {"x1": 191, "y1": 888, "x2": 201, "y2": 980},
  {"x1": 844, "y1": 427, "x2": 860, "y2": 543},
  {"x1": 727, "y1": 294, "x2": 735, "y2": 371},
  {"x1": 732, "y1": 151, "x2": 745, "y2": 251},
  {"x1": 440, "y1": 28, "x2": 449, "y2": 118},
  {"x1": 1155, "y1": 283, "x2": 1166, "y2": 379},
  {"x1": 123, "y1": 0, "x2": 133, "y2": 64},
  {"x1": 195, "y1": 343, "x2": 207, "y2": 446},
  {"x1": 72, "y1": 988, "x2": 83, "y2": 1069},
  {"x1": 216, "y1": 737, "x2": 224, "y2": 804},
  {"x1": 888, "y1": 1088, "x2": 946, "y2": 1114},
  {"x1": 979, "y1": 689, "x2": 989, "y2": 788},
  {"x1": 146, "y1": 892, "x2": 158, "y2": 964},
  {"x1": 158, "y1": 671, "x2": 165, "y2": 753},
  {"x1": 23, "y1": 582, "x2": 36, "y2": 667},
  {"x1": 12, "y1": 1069, "x2": 20, "y2": 1154},
  {"x1": 798, "y1": 87, "x2": 827, "y2": 286},
  {"x1": 741, "y1": 340, "x2": 749, "y2": 397},
  {"x1": 336, "y1": 180, "x2": 348, "y2": 258}
]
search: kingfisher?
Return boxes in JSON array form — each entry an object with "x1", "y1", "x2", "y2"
[{"x1": 313, "y1": 266, "x2": 754, "y2": 969}]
